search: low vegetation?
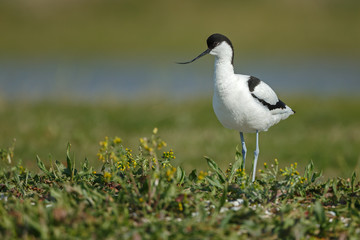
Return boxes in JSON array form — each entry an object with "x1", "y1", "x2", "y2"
[{"x1": 1, "y1": 131, "x2": 359, "y2": 239}]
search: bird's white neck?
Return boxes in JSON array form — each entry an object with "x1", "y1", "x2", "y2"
[{"x1": 213, "y1": 58, "x2": 235, "y2": 89}]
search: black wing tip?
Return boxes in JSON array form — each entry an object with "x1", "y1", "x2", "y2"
[{"x1": 252, "y1": 94, "x2": 288, "y2": 111}]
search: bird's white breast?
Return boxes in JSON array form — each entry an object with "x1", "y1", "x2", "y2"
[
  {"x1": 212, "y1": 60, "x2": 288, "y2": 133},
  {"x1": 213, "y1": 74, "x2": 259, "y2": 132}
]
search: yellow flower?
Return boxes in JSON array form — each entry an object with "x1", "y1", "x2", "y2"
[
  {"x1": 198, "y1": 171, "x2": 208, "y2": 181},
  {"x1": 153, "y1": 127, "x2": 158, "y2": 134},
  {"x1": 139, "y1": 198, "x2": 144, "y2": 203},
  {"x1": 110, "y1": 152, "x2": 118, "y2": 161},
  {"x1": 18, "y1": 166, "x2": 26, "y2": 174},
  {"x1": 92, "y1": 171, "x2": 97, "y2": 174},
  {"x1": 100, "y1": 142, "x2": 107, "y2": 148},
  {"x1": 99, "y1": 136, "x2": 109, "y2": 148},
  {"x1": 178, "y1": 202, "x2": 183, "y2": 211},
  {"x1": 113, "y1": 137, "x2": 122, "y2": 144},
  {"x1": 166, "y1": 167, "x2": 177, "y2": 181},
  {"x1": 144, "y1": 146, "x2": 153, "y2": 152},
  {"x1": 132, "y1": 160, "x2": 137, "y2": 167},
  {"x1": 97, "y1": 153, "x2": 105, "y2": 162},
  {"x1": 103, "y1": 171, "x2": 112, "y2": 181},
  {"x1": 162, "y1": 149, "x2": 175, "y2": 159},
  {"x1": 157, "y1": 141, "x2": 167, "y2": 149},
  {"x1": 139, "y1": 137, "x2": 147, "y2": 145}
]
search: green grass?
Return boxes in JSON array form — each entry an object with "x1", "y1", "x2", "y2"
[
  {"x1": 0, "y1": 97, "x2": 359, "y2": 178},
  {"x1": 0, "y1": 133, "x2": 359, "y2": 239}
]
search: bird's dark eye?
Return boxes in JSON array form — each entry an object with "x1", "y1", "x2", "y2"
[{"x1": 212, "y1": 42, "x2": 220, "y2": 48}]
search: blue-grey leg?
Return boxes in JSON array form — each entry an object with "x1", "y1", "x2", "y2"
[
  {"x1": 239, "y1": 132, "x2": 247, "y2": 168},
  {"x1": 252, "y1": 130, "x2": 260, "y2": 182}
]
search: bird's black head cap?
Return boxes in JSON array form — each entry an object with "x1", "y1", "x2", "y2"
[{"x1": 207, "y1": 33, "x2": 234, "y2": 64}]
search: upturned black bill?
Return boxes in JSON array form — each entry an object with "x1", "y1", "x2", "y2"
[{"x1": 177, "y1": 49, "x2": 211, "y2": 64}]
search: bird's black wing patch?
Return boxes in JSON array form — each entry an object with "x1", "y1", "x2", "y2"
[
  {"x1": 248, "y1": 76, "x2": 261, "y2": 92},
  {"x1": 251, "y1": 94, "x2": 287, "y2": 111}
]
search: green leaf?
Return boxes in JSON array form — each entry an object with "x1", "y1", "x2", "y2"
[
  {"x1": 220, "y1": 212, "x2": 233, "y2": 228},
  {"x1": 218, "y1": 183, "x2": 228, "y2": 211},
  {"x1": 235, "y1": 145, "x2": 245, "y2": 170},
  {"x1": 82, "y1": 157, "x2": 89, "y2": 171},
  {"x1": 205, "y1": 156, "x2": 226, "y2": 183},
  {"x1": 322, "y1": 180, "x2": 331, "y2": 199},
  {"x1": 228, "y1": 146, "x2": 245, "y2": 183},
  {"x1": 176, "y1": 166, "x2": 185, "y2": 184},
  {"x1": 313, "y1": 200, "x2": 326, "y2": 225},
  {"x1": 66, "y1": 143, "x2": 76, "y2": 180},
  {"x1": 189, "y1": 169, "x2": 197, "y2": 182},
  {"x1": 206, "y1": 176, "x2": 224, "y2": 189},
  {"x1": 351, "y1": 171, "x2": 357, "y2": 192},
  {"x1": 55, "y1": 160, "x2": 66, "y2": 173},
  {"x1": 332, "y1": 180, "x2": 339, "y2": 201},
  {"x1": 36, "y1": 155, "x2": 50, "y2": 175},
  {"x1": 229, "y1": 159, "x2": 242, "y2": 184},
  {"x1": 304, "y1": 160, "x2": 314, "y2": 181},
  {"x1": 205, "y1": 156, "x2": 218, "y2": 170},
  {"x1": 304, "y1": 160, "x2": 321, "y2": 183},
  {"x1": 66, "y1": 143, "x2": 73, "y2": 172},
  {"x1": 311, "y1": 170, "x2": 322, "y2": 183}
]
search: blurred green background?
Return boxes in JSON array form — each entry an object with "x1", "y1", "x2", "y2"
[
  {"x1": 1, "y1": 0, "x2": 360, "y2": 57},
  {"x1": 0, "y1": 0, "x2": 359, "y2": 177}
]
